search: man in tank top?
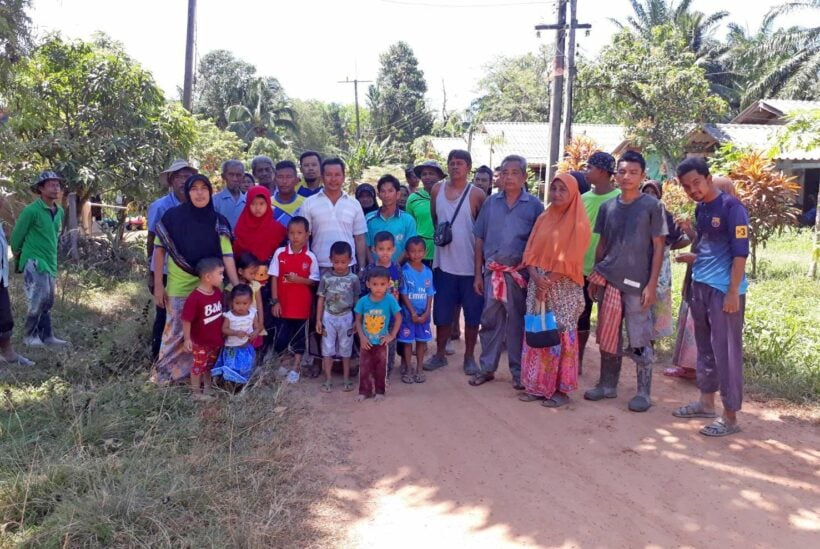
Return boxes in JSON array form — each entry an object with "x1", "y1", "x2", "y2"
[{"x1": 423, "y1": 149, "x2": 487, "y2": 374}]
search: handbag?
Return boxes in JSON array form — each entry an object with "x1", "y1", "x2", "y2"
[
  {"x1": 524, "y1": 302, "x2": 560, "y2": 348},
  {"x1": 434, "y1": 184, "x2": 472, "y2": 247}
]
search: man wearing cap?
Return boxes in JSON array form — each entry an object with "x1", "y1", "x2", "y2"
[
  {"x1": 212, "y1": 159, "x2": 246, "y2": 229},
  {"x1": 577, "y1": 152, "x2": 619, "y2": 371},
  {"x1": 147, "y1": 160, "x2": 197, "y2": 359},
  {"x1": 10, "y1": 171, "x2": 68, "y2": 347},
  {"x1": 251, "y1": 156, "x2": 276, "y2": 193},
  {"x1": 406, "y1": 160, "x2": 444, "y2": 267}
]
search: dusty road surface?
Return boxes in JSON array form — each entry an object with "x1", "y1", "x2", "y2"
[{"x1": 299, "y1": 339, "x2": 820, "y2": 548}]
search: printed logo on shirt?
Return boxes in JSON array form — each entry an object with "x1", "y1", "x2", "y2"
[
  {"x1": 302, "y1": 262, "x2": 309, "y2": 270},
  {"x1": 735, "y1": 225, "x2": 748, "y2": 239},
  {"x1": 711, "y1": 217, "x2": 721, "y2": 228},
  {"x1": 203, "y1": 302, "x2": 223, "y2": 324}
]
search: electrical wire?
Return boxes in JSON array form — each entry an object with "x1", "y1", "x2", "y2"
[{"x1": 380, "y1": 0, "x2": 552, "y2": 7}]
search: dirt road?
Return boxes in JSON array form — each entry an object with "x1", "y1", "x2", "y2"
[{"x1": 301, "y1": 340, "x2": 820, "y2": 548}]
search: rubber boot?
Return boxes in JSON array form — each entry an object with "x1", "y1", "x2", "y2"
[
  {"x1": 577, "y1": 330, "x2": 590, "y2": 376},
  {"x1": 584, "y1": 353, "x2": 621, "y2": 401},
  {"x1": 628, "y1": 364, "x2": 653, "y2": 412}
]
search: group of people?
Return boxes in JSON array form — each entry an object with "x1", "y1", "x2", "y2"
[{"x1": 2, "y1": 142, "x2": 748, "y2": 438}]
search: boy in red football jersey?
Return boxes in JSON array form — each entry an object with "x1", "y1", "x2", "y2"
[
  {"x1": 269, "y1": 216, "x2": 320, "y2": 382},
  {"x1": 182, "y1": 257, "x2": 225, "y2": 400}
]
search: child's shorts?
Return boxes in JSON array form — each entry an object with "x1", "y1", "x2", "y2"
[
  {"x1": 397, "y1": 310, "x2": 433, "y2": 344},
  {"x1": 192, "y1": 344, "x2": 220, "y2": 375},
  {"x1": 321, "y1": 311, "x2": 354, "y2": 357},
  {"x1": 274, "y1": 318, "x2": 307, "y2": 355}
]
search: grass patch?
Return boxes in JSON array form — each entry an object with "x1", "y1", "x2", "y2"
[{"x1": 0, "y1": 241, "x2": 326, "y2": 547}]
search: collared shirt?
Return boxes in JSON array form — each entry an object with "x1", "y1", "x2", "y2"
[
  {"x1": 10, "y1": 198, "x2": 64, "y2": 276},
  {"x1": 405, "y1": 189, "x2": 434, "y2": 260},
  {"x1": 365, "y1": 207, "x2": 417, "y2": 262},
  {"x1": 298, "y1": 190, "x2": 367, "y2": 267},
  {"x1": 296, "y1": 179, "x2": 322, "y2": 198},
  {"x1": 473, "y1": 189, "x2": 543, "y2": 267},
  {"x1": 693, "y1": 192, "x2": 750, "y2": 294},
  {"x1": 269, "y1": 244, "x2": 321, "y2": 319},
  {"x1": 147, "y1": 192, "x2": 181, "y2": 273},
  {"x1": 212, "y1": 189, "x2": 246, "y2": 229},
  {"x1": 271, "y1": 191, "x2": 305, "y2": 226}
]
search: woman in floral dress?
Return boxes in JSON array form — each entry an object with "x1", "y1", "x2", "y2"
[{"x1": 518, "y1": 173, "x2": 591, "y2": 408}]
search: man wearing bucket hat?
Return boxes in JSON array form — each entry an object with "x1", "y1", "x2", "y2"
[
  {"x1": 0, "y1": 188, "x2": 35, "y2": 365},
  {"x1": 10, "y1": 171, "x2": 68, "y2": 347},
  {"x1": 147, "y1": 159, "x2": 197, "y2": 359},
  {"x1": 406, "y1": 160, "x2": 445, "y2": 267}
]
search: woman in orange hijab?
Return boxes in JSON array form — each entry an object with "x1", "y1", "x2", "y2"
[{"x1": 518, "y1": 173, "x2": 591, "y2": 408}]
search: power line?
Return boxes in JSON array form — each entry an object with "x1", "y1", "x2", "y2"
[{"x1": 381, "y1": 0, "x2": 552, "y2": 7}]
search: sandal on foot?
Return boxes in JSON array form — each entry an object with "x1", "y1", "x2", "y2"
[
  {"x1": 542, "y1": 393, "x2": 570, "y2": 408},
  {"x1": 665, "y1": 366, "x2": 696, "y2": 379},
  {"x1": 320, "y1": 381, "x2": 332, "y2": 393},
  {"x1": 673, "y1": 402, "x2": 717, "y2": 419},
  {"x1": 518, "y1": 393, "x2": 544, "y2": 402},
  {"x1": 700, "y1": 417, "x2": 741, "y2": 437},
  {"x1": 343, "y1": 380, "x2": 354, "y2": 392},
  {"x1": 401, "y1": 373, "x2": 415, "y2": 384},
  {"x1": 468, "y1": 372, "x2": 495, "y2": 386},
  {"x1": 413, "y1": 372, "x2": 426, "y2": 383}
]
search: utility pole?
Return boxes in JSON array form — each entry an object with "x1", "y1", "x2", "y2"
[
  {"x1": 182, "y1": 0, "x2": 196, "y2": 111},
  {"x1": 338, "y1": 78, "x2": 373, "y2": 141},
  {"x1": 535, "y1": 0, "x2": 591, "y2": 184}
]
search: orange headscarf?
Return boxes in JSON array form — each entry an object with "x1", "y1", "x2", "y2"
[{"x1": 522, "y1": 173, "x2": 591, "y2": 287}]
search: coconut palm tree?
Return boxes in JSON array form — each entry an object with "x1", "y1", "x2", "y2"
[{"x1": 225, "y1": 78, "x2": 296, "y2": 145}]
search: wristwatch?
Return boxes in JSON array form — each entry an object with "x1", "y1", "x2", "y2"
[{"x1": 270, "y1": 298, "x2": 279, "y2": 306}]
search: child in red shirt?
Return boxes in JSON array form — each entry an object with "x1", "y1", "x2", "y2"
[
  {"x1": 182, "y1": 257, "x2": 225, "y2": 401},
  {"x1": 269, "y1": 216, "x2": 320, "y2": 382}
]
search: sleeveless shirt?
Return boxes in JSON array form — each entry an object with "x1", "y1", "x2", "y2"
[{"x1": 433, "y1": 182, "x2": 476, "y2": 276}]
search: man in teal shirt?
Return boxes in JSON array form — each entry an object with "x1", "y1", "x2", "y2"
[
  {"x1": 366, "y1": 175, "x2": 417, "y2": 264},
  {"x1": 10, "y1": 171, "x2": 68, "y2": 347}
]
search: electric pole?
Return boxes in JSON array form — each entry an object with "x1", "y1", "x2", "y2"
[
  {"x1": 182, "y1": 0, "x2": 196, "y2": 111},
  {"x1": 338, "y1": 78, "x2": 373, "y2": 141}
]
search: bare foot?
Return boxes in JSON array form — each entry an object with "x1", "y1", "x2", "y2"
[
  {"x1": 356, "y1": 394, "x2": 367, "y2": 402},
  {"x1": 374, "y1": 394, "x2": 385, "y2": 402}
]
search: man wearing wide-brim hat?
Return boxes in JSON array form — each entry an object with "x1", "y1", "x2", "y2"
[
  {"x1": 10, "y1": 171, "x2": 69, "y2": 348},
  {"x1": 406, "y1": 160, "x2": 446, "y2": 266},
  {"x1": 147, "y1": 159, "x2": 197, "y2": 359}
]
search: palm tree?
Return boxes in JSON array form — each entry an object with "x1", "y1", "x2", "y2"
[{"x1": 225, "y1": 78, "x2": 296, "y2": 145}]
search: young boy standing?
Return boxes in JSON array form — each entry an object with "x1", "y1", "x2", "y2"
[
  {"x1": 361, "y1": 231, "x2": 404, "y2": 373},
  {"x1": 398, "y1": 237, "x2": 435, "y2": 384},
  {"x1": 584, "y1": 151, "x2": 667, "y2": 412},
  {"x1": 182, "y1": 257, "x2": 225, "y2": 400},
  {"x1": 316, "y1": 241, "x2": 361, "y2": 393},
  {"x1": 269, "y1": 216, "x2": 320, "y2": 383},
  {"x1": 354, "y1": 267, "x2": 402, "y2": 402},
  {"x1": 673, "y1": 158, "x2": 749, "y2": 437}
]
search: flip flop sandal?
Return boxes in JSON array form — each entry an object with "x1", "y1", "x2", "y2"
[
  {"x1": 673, "y1": 402, "x2": 717, "y2": 419},
  {"x1": 343, "y1": 380, "x2": 355, "y2": 392},
  {"x1": 413, "y1": 373, "x2": 426, "y2": 383},
  {"x1": 468, "y1": 373, "x2": 495, "y2": 386},
  {"x1": 542, "y1": 393, "x2": 570, "y2": 408},
  {"x1": 518, "y1": 393, "x2": 544, "y2": 402},
  {"x1": 700, "y1": 418, "x2": 741, "y2": 437},
  {"x1": 401, "y1": 373, "x2": 415, "y2": 384},
  {"x1": 320, "y1": 381, "x2": 332, "y2": 393}
]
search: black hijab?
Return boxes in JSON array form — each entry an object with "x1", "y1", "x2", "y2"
[
  {"x1": 156, "y1": 174, "x2": 232, "y2": 275},
  {"x1": 355, "y1": 183, "x2": 379, "y2": 215}
]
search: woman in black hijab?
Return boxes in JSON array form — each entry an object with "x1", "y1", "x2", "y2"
[
  {"x1": 355, "y1": 183, "x2": 379, "y2": 215},
  {"x1": 152, "y1": 174, "x2": 240, "y2": 385}
]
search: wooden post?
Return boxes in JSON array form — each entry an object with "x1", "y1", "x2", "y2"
[{"x1": 68, "y1": 192, "x2": 79, "y2": 260}]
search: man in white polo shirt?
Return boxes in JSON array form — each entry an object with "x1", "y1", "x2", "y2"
[{"x1": 298, "y1": 157, "x2": 368, "y2": 271}]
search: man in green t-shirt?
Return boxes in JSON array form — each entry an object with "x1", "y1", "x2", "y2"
[
  {"x1": 10, "y1": 171, "x2": 68, "y2": 348},
  {"x1": 578, "y1": 152, "x2": 619, "y2": 369},
  {"x1": 405, "y1": 160, "x2": 445, "y2": 265}
]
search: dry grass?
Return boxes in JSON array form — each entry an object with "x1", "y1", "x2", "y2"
[{"x1": 0, "y1": 242, "x2": 332, "y2": 548}]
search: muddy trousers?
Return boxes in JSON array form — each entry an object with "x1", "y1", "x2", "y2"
[
  {"x1": 359, "y1": 344, "x2": 387, "y2": 396},
  {"x1": 478, "y1": 272, "x2": 526, "y2": 380},
  {"x1": 22, "y1": 260, "x2": 55, "y2": 340},
  {"x1": 689, "y1": 282, "x2": 745, "y2": 413}
]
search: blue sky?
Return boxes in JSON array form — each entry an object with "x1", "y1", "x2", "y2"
[{"x1": 31, "y1": 0, "x2": 802, "y2": 112}]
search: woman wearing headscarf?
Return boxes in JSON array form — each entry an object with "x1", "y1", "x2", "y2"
[
  {"x1": 355, "y1": 183, "x2": 379, "y2": 215},
  {"x1": 518, "y1": 173, "x2": 591, "y2": 408},
  {"x1": 152, "y1": 174, "x2": 239, "y2": 384}
]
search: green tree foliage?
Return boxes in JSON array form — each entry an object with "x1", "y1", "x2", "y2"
[
  {"x1": 0, "y1": 35, "x2": 194, "y2": 205},
  {"x1": 290, "y1": 100, "x2": 365, "y2": 155},
  {"x1": 471, "y1": 44, "x2": 551, "y2": 123},
  {"x1": 193, "y1": 50, "x2": 256, "y2": 128},
  {"x1": 247, "y1": 137, "x2": 295, "y2": 165},
  {"x1": 189, "y1": 117, "x2": 245, "y2": 181},
  {"x1": 339, "y1": 137, "x2": 399, "y2": 181},
  {"x1": 580, "y1": 25, "x2": 726, "y2": 175},
  {"x1": 368, "y1": 42, "x2": 433, "y2": 151},
  {"x1": 226, "y1": 77, "x2": 296, "y2": 145},
  {"x1": 0, "y1": 0, "x2": 32, "y2": 83}
]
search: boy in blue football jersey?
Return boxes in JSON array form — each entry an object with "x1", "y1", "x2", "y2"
[{"x1": 398, "y1": 237, "x2": 435, "y2": 384}]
